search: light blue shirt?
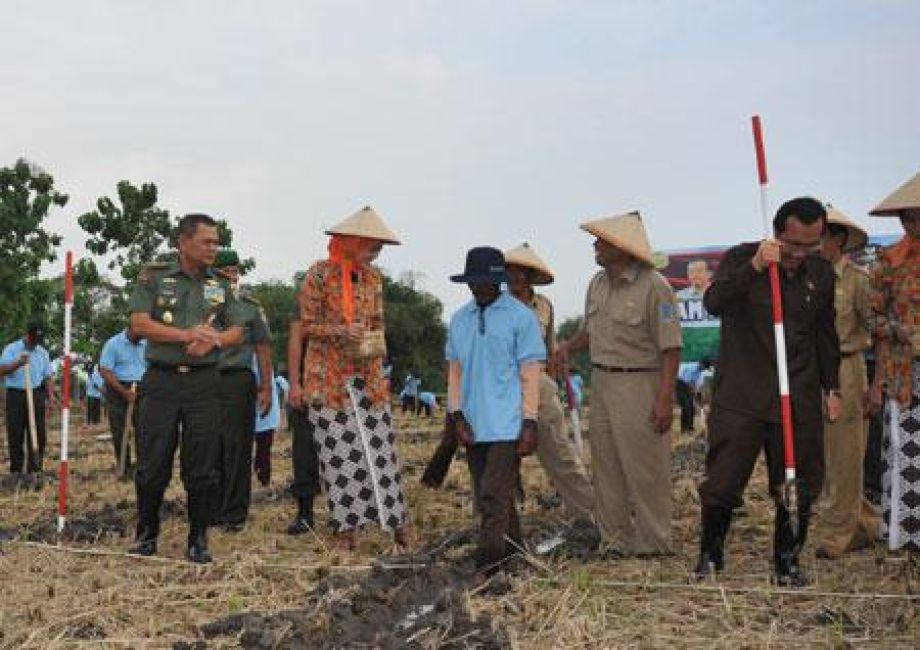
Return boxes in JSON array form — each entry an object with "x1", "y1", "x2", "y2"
[
  {"x1": 274, "y1": 375, "x2": 289, "y2": 405},
  {"x1": 419, "y1": 391, "x2": 437, "y2": 408},
  {"x1": 253, "y1": 359, "x2": 280, "y2": 433},
  {"x1": 2, "y1": 339, "x2": 53, "y2": 390},
  {"x1": 86, "y1": 368, "x2": 105, "y2": 399},
  {"x1": 404, "y1": 374, "x2": 421, "y2": 397},
  {"x1": 678, "y1": 362, "x2": 702, "y2": 385},
  {"x1": 568, "y1": 374, "x2": 584, "y2": 406},
  {"x1": 446, "y1": 291, "x2": 546, "y2": 443},
  {"x1": 99, "y1": 331, "x2": 148, "y2": 382}
]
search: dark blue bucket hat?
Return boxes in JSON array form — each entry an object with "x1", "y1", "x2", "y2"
[{"x1": 449, "y1": 246, "x2": 508, "y2": 284}]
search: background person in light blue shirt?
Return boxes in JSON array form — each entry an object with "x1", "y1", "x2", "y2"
[
  {"x1": 85, "y1": 363, "x2": 105, "y2": 425},
  {"x1": 417, "y1": 391, "x2": 438, "y2": 417},
  {"x1": 445, "y1": 246, "x2": 546, "y2": 584},
  {"x1": 675, "y1": 358, "x2": 713, "y2": 432},
  {"x1": 99, "y1": 326, "x2": 148, "y2": 473},
  {"x1": 252, "y1": 360, "x2": 281, "y2": 487},
  {"x1": 0, "y1": 321, "x2": 58, "y2": 474},
  {"x1": 401, "y1": 371, "x2": 421, "y2": 413}
]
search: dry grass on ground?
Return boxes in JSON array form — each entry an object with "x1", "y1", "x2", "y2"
[{"x1": 1, "y1": 408, "x2": 920, "y2": 648}]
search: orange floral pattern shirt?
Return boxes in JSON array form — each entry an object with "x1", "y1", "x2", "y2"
[
  {"x1": 299, "y1": 259, "x2": 389, "y2": 409},
  {"x1": 869, "y1": 238, "x2": 920, "y2": 406}
]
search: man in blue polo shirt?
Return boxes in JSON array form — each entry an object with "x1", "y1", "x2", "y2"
[
  {"x1": 0, "y1": 322, "x2": 58, "y2": 474},
  {"x1": 99, "y1": 325, "x2": 148, "y2": 474},
  {"x1": 445, "y1": 246, "x2": 546, "y2": 584}
]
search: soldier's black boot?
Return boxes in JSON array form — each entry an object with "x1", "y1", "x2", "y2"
[
  {"x1": 186, "y1": 491, "x2": 213, "y2": 564},
  {"x1": 286, "y1": 496, "x2": 314, "y2": 535},
  {"x1": 773, "y1": 503, "x2": 811, "y2": 587},
  {"x1": 693, "y1": 506, "x2": 732, "y2": 579},
  {"x1": 129, "y1": 489, "x2": 161, "y2": 556}
]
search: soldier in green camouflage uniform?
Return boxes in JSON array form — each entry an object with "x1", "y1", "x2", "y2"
[
  {"x1": 213, "y1": 249, "x2": 273, "y2": 531},
  {"x1": 128, "y1": 214, "x2": 246, "y2": 563}
]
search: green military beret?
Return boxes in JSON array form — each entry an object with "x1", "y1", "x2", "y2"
[{"x1": 214, "y1": 249, "x2": 240, "y2": 268}]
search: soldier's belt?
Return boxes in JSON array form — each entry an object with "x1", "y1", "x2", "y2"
[
  {"x1": 149, "y1": 362, "x2": 213, "y2": 374},
  {"x1": 591, "y1": 363, "x2": 659, "y2": 373},
  {"x1": 219, "y1": 367, "x2": 252, "y2": 375}
]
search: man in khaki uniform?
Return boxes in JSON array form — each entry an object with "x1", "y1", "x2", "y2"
[
  {"x1": 557, "y1": 212, "x2": 682, "y2": 555},
  {"x1": 505, "y1": 243, "x2": 596, "y2": 524},
  {"x1": 814, "y1": 207, "x2": 880, "y2": 557}
]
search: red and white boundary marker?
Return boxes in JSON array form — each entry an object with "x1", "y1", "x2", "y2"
[
  {"x1": 58, "y1": 251, "x2": 74, "y2": 533},
  {"x1": 751, "y1": 116, "x2": 799, "y2": 527}
]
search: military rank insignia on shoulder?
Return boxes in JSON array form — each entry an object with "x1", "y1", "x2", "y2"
[
  {"x1": 660, "y1": 303, "x2": 678, "y2": 323},
  {"x1": 137, "y1": 262, "x2": 171, "y2": 285}
]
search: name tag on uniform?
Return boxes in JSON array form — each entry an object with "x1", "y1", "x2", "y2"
[{"x1": 204, "y1": 281, "x2": 225, "y2": 307}]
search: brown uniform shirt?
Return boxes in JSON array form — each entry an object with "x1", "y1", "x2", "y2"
[
  {"x1": 583, "y1": 264, "x2": 682, "y2": 368},
  {"x1": 834, "y1": 258, "x2": 872, "y2": 356},
  {"x1": 705, "y1": 242, "x2": 840, "y2": 424}
]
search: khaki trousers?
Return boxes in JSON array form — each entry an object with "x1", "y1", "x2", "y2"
[
  {"x1": 536, "y1": 373, "x2": 596, "y2": 521},
  {"x1": 815, "y1": 354, "x2": 880, "y2": 555},
  {"x1": 589, "y1": 369, "x2": 671, "y2": 554}
]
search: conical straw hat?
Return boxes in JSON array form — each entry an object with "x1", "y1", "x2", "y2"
[
  {"x1": 870, "y1": 172, "x2": 920, "y2": 217},
  {"x1": 825, "y1": 205, "x2": 867, "y2": 253},
  {"x1": 503, "y1": 243, "x2": 554, "y2": 285},
  {"x1": 325, "y1": 205, "x2": 401, "y2": 244},
  {"x1": 579, "y1": 210, "x2": 655, "y2": 266}
]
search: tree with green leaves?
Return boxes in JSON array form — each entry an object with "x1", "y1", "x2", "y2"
[
  {"x1": 78, "y1": 181, "x2": 172, "y2": 283},
  {"x1": 77, "y1": 181, "x2": 253, "y2": 285},
  {"x1": 0, "y1": 158, "x2": 69, "y2": 343},
  {"x1": 245, "y1": 280, "x2": 297, "y2": 370},
  {"x1": 556, "y1": 316, "x2": 591, "y2": 386},
  {"x1": 383, "y1": 275, "x2": 448, "y2": 393}
]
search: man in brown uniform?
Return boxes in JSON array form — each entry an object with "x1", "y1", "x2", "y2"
[
  {"x1": 504, "y1": 243, "x2": 596, "y2": 524},
  {"x1": 694, "y1": 197, "x2": 841, "y2": 586},
  {"x1": 557, "y1": 212, "x2": 682, "y2": 556},
  {"x1": 814, "y1": 208, "x2": 880, "y2": 558}
]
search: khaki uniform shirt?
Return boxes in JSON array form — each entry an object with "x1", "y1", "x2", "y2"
[
  {"x1": 219, "y1": 294, "x2": 272, "y2": 369},
  {"x1": 129, "y1": 264, "x2": 243, "y2": 366},
  {"x1": 583, "y1": 264, "x2": 682, "y2": 368},
  {"x1": 834, "y1": 258, "x2": 872, "y2": 356}
]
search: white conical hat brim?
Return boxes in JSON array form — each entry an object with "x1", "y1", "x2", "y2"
[
  {"x1": 826, "y1": 206, "x2": 868, "y2": 252},
  {"x1": 870, "y1": 172, "x2": 920, "y2": 216},
  {"x1": 579, "y1": 211, "x2": 655, "y2": 266},
  {"x1": 503, "y1": 243, "x2": 554, "y2": 285},
  {"x1": 325, "y1": 206, "x2": 401, "y2": 244}
]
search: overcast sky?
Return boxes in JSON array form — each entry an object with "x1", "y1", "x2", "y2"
[{"x1": 3, "y1": 1, "x2": 918, "y2": 321}]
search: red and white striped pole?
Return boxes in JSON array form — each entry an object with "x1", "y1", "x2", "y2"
[
  {"x1": 751, "y1": 115, "x2": 799, "y2": 531},
  {"x1": 58, "y1": 251, "x2": 74, "y2": 533}
]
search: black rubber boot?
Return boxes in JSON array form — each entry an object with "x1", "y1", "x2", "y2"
[
  {"x1": 773, "y1": 503, "x2": 811, "y2": 587},
  {"x1": 129, "y1": 489, "x2": 161, "y2": 556},
  {"x1": 186, "y1": 491, "x2": 213, "y2": 564},
  {"x1": 693, "y1": 506, "x2": 732, "y2": 579},
  {"x1": 286, "y1": 496, "x2": 314, "y2": 535}
]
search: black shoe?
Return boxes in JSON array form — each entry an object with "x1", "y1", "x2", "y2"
[
  {"x1": 130, "y1": 488, "x2": 161, "y2": 556},
  {"x1": 187, "y1": 529, "x2": 212, "y2": 564},
  {"x1": 772, "y1": 503, "x2": 811, "y2": 588},
  {"x1": 129, "y1": 537, "x2": 157, "y2": 556},
  {"x1": 692, "y1": 506, "x2": 732, "y2": 581},
  {"x1": 287, "y1": 497, "x2": 314, "y2": 535}
]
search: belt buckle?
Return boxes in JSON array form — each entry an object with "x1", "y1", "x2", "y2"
[{"x1": 177, "y1": 365, "x2": 192, "y2": 374}]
